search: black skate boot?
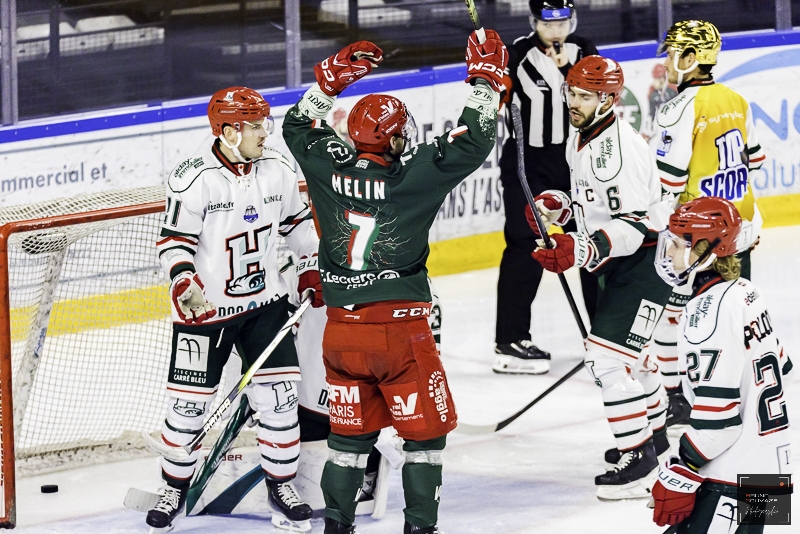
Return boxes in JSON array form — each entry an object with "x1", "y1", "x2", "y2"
[
  {"x1": 595, "y1": 439, "x2": 658, "y2": 501},
  {"x1": 604, "y1": 427, "x2": 670, "y2": 465},
  {"x1": 404, "y1": 522, "x2": 444, "y2": 534},
  {"x1": 267, "y1": 480, "x2": 313, "y2": 531},
  {"x1": 493, "y1": 340, "x2": 550, "y2": 375},
  {"x1": 146, "y1": 484, "x2": 187, "y2": 531},
  {"x1": 324, "y1": 517, "x2": 358, "y2": 534},
  {"x1": 666, "y1": 388, "x2": 692, "y2": 427}
]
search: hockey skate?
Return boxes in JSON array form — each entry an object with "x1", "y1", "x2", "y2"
[
  {"x1": 324, "y1": 517, "x2": 359, "y2": 534},
  {"x1": 405, "y1": 522, "x2": 445, "y2": 533},
  {"x1": 145, "y1": 484, "x2": 187, "y2": 533},
  {"x1": 492, "y1": 340, "x2": 550, "y2": 374},
  {"x1": 595, "y1": 439, "x2": 658, "y2": 501},
  {"x1": 267, "y1": 480, "x2": 313, "y2": 532},
  {"x1": 604, "y1": 428, "x2": 670, "y2": 466}
]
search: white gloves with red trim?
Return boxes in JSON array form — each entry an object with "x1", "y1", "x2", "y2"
[
  {"x1": 652, "y1": 456, "x2": 705, "y2": 527},
  {"x1": 171, "y1": 271, "x2": 217, "y2": 324},
  {"x1": 524, "y1": 189, "x2": 572, "y2": 237}
]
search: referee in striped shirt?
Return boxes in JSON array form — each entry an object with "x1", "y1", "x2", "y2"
[{"x1": 493, "y1": 0, "x2": 598, "y2": 375}]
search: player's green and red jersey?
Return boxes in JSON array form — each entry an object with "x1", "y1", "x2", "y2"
[{"x1": 283, "y1": 82, "x2": 499, "y2": 307}]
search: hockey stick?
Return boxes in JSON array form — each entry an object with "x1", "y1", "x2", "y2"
[
  {"x1": 463, "y1": 0, "x2": 486, "y2": 44},
  {"x1": 453, "y1": 106, "x2": 590, "y2": 435},
  {"x1": 142, "y1": 290, "x2": 315, "y2": 461}
]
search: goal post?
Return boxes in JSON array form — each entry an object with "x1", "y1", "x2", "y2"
[{"x1": 0, "y1": 189, "x2": 166, "y2": 528}]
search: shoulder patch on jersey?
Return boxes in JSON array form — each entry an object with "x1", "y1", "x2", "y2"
[
  {"x1": 656, "y1": 91, "x2": 695, "y2": 128},
  {"x1": 168, "y1": 155, "x2": 217, "y2": 193},
  {"x1": 683, "y1": 281, "x2": 737, "y2": 344},
  {"x1": 589, "y1": 121, "x2": 622, "y2": 182}
]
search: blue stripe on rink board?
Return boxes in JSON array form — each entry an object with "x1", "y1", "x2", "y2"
[{"x1": 2, "y1": 29, "x2": 800, "y2": 145}]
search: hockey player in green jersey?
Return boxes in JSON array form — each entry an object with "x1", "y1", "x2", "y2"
[
  {"x1": 526, "y1": 56, "x2": 673, "y2": 500},
  {"x1": 283, "y1": 32, "x2": 508, "y2": 533},
  {"x1": 652, "y1": 197, "x2": 792, "y2": 533}
]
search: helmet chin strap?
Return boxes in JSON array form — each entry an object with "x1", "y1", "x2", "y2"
[
  {"x1": 219, "y1": 131, "x2": 247, "y2": 163},
  {"x1": 675, "y1": 237, "x2": 721, "y2": 286},
  {"x1": 581, "y1": 95, "x2": 614, "y2": 130},
  {"x1": 672, "y1": 49, "x2": 699, "y2": 86}
]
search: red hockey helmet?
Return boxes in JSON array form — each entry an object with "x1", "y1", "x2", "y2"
[
  {"x1": 566, "y1": 55, "x2": 624, "y2": 100},
  {"x1": 669, "y1": 197, "x2": 742, "y2": 258},
  {"x1": 347, "y1": 94, "x2": 415, "y2": 154},
  {"x1": 208, "y1": 87, "x2": 271, "y2": 137}
]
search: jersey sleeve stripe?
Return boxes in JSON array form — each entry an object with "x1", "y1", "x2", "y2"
[
  {"x1": 157, "y1": 235, "x2": 199, "y2": 247},
  {"x1": 657, "y1": 160, "x2": 687, "y2": 177},
  {"x1": 749, "y1": 154, "x2": 766, "y2": 163},
  {"x1": 608, "y1": 411, "x2": 647, "y2": 423},
  {"x1": 692, "y1": 401, "x2": 740, "y2": 412},
  {"x1": 746, "y1": 144, "x2": 762, "y2": 154},
  {"x1": 160, "y1": 228, "x2": 200, "y2": 240},
  {"x1": 689, "y1": 414, "x2": 742, "y2": 430},
  {"x1": 679, "y1": 433, "x2": 711, "y2": 469},
  {"x1": 169, "y1": 262, "x2": 196, "y2": 279},
  {"x1": 693, "y1": 386, "x2": 740, "y2": 399},
  {"x1": 158, "y1": 244, "x2": 197, "y2": 258},
  {"x1": 617, "y1": 218, "x2": 649, "y2": 236},
  {"x1": 660, "y1": 176, "x2": 687, "y2": 188},
  {"x1": 447, "y1": 125, "x2": 469, "y2": 144}
]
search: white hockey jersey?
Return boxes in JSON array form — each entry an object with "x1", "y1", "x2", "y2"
[
  {"x1": 566, "y1": 114, "x2": 669, "y2": 272},
  {"x1": 678, "y1": 276, "x2": 792, "y2": 485},
  {"x1": 158, "y1": 142, "x2": 318, "y2": 324}
]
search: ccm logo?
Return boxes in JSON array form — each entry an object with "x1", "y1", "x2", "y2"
[
  {"x1": 468, "y1": 62, "x2": 503, "y2": 74},
  {"x1": 392, "y1": 307, "x2": 431, "y2": 318}
]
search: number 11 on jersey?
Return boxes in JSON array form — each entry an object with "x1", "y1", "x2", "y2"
[{"x1": 346, "y1": 210, "x2": 379, "y2": 271}]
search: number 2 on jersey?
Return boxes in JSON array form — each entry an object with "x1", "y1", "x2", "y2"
[
  {"x1": 346, "y1": 210, "x2": 379, "y2": 271},
  {"x1": 753, "y1": 353, "x2": 789, "y2": 435}
]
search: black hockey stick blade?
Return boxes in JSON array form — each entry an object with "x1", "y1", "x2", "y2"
[{"x1": 454, "y1": 360, "x2": 584, "y2": 435}]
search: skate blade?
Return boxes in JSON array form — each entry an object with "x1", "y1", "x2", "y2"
[
  {"x1": 596, "y1": 467, "x2": 657, "y2": 501},
  {"x1": 149, "y1": 525, "x2": 174, "y2": 534},
  {"x1": 491, "y1": 356, "x2": 550, "y2": 375},
  {"x1": 271, "y1": 514, "x2": 312, "y2": 532}
]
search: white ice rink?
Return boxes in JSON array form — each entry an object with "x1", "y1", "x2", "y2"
[{"x1": 14, "y1": 225, "x2": 799, "y2": 534}]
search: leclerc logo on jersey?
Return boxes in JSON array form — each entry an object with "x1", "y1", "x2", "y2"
[{"x1": 225, "y1": 226, "x2": 270, "y2": 296}]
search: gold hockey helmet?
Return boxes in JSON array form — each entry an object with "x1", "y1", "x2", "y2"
[{"x1": 657, "y1": 20, "x2": 721, "y2": 65}]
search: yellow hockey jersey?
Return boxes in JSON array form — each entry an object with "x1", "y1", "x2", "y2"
[{"x1": 655, "y1": 80, "x2": 765, "y2": 248}]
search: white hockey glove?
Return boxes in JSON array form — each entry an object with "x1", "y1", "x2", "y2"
[{"x1": 171, "y1": 271, "x2": 217, "y2": 324}]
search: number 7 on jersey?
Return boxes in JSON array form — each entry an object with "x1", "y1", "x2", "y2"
[{"x1": 346, "y1": 210, "x2": 379, "y2": 271}]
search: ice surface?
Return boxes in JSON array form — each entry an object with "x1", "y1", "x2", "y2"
[{"x1": 15, "y1": 225, "x2": 799, "y2": 533}]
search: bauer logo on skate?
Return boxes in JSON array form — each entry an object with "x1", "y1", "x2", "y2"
[{"x1": 428, "y1": 371, "x2": 450, "y2": 423}]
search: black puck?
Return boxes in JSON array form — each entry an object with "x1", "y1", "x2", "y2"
[{"x1": 40, "y1": 484, "x2": 58, "y2": 494}]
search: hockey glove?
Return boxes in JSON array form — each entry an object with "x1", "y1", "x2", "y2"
[
  {"x1": 652, "y1": 456, "x2": 705, "y2": 527},
  {"x1": 524, "y1": 190, "x2": 572, "y2": 237},
  {"x1": 531, "y1": 232, "x2": 596, "y2": 274},
  {"x1": 297, "y1": 254, "x2": 324, "y2": 308},
  {"x1": 314, "y1": 41, "x2": 383, "y2": 96},
  {"x1": 171, "y1": 271, "x2": 217, "y2": 324},
  {"x1": 465, "y1": 29, "x2": 508, "y2": 93}
]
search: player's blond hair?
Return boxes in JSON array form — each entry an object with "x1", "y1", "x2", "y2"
[{"x1": 693, "y1": 239, "x2": 741, "y2": 281}]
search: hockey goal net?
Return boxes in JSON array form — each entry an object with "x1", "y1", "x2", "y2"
[{"x1": 0, "y1": 187, "x2": 170, "y2": 527}]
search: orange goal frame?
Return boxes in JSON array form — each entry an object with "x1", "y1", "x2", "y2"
[{"x1": 0, "y1": 201, "x2": 164, "y2": 528}]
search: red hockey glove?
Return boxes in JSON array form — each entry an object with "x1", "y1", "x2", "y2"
[
  {"x1": 314, "y1": 41, "x2": 383, "y2": 96},
  {"x1": 531, "y1": 232, "x2": 596, "y2": 274},
  {"x1": 465, "y1": 29, "x2": 508, "y2": 92},
  {"x1": 652, "y1": 456, "x2": 705, "y2": 527},
  {"x1": 524, "y1": 190, "x2": 572, "y2": 236},
  {"x1": 297, "y1": 254, "x2": 324, "y2": 308},
  {"x1": 171, "y1": 271, "x2": 217, "y2": 324}
]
